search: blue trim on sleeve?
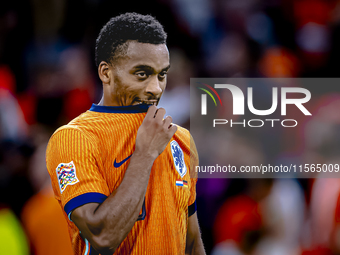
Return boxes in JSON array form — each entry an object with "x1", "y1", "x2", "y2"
[
  {"x1": 89, "y1": 103, "x2": 150, "y2": 113},
  {"x1": 64, "y1": 192, "x2": 107, "y2": 216},
  {"x1": 188, "y1": 200, "x2": 197, "y2": 217}
]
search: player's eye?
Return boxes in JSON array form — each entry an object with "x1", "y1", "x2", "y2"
[
  {"x1": 158, "y1": 72, "x2": 167, "y2": 80},
  {"x1": 135, "y1": 71, "x2": 148, "y2": 79}
]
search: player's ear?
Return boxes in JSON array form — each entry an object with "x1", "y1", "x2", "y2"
[{"x1": 98, "y1": 61, "x2": 111, "y2": 85}]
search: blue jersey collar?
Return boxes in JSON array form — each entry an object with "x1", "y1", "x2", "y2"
[{"x1": 89, "y1": 103, "x2": 150, "y2": 113}]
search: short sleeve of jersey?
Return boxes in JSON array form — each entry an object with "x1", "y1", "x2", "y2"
[
  {"x1": 188, "y1": 134, "x2": 199, "y2": 215},
  {"x1": 46, "y1": 128, "x2": 110, "y2": 217}
]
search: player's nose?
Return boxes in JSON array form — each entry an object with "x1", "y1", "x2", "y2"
[{"x1": 145, "y1": 76, "x2": 162, "y2": 95}]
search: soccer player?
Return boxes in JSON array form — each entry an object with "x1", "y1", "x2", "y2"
[{"x1": 46, "y1": 13, "x2": 205, "y2": 255}]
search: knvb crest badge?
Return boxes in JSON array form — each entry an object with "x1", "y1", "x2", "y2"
[
  {"x1": 170, "y1": 140, "x2": 187, "y2": 178},
  {"x1": 56, "y1": 161, "x2": 79, "y2": 193}
]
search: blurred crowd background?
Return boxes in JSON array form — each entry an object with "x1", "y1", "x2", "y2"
[{"x1": 1, "y1": 0, "x2": 340, "y2": 254}]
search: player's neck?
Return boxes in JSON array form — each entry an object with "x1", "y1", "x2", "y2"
[
  {"x1": 98, "y1": 95, "x2": 119, "y2": 107},
  {"x1": 98, "y1": 96, "x2": 105, "y2": 106}
]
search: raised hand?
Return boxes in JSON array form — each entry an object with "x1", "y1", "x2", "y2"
[{"x1": 135, "y1": 105, "x2": 177, "y2": 160}]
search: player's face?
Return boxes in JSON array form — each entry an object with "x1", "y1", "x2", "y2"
[{"x1": 109, "y1": 41, "x2": 170, "y2": 106}]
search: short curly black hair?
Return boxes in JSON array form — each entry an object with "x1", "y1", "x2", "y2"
[{"x1": 95, "y1": 12, "x2": 167, "y2": 66}]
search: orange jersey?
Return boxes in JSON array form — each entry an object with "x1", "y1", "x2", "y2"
[{"x1": 46, "y1": 104, "x2": 198, "y2": 255}]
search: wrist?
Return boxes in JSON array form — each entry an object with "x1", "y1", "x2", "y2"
[
  {"x1": 131, "y1": 149, "x2": 157, "y2": 167},
  {"x1": 133, "y1": 147, "x2": 158, "y2": 161}
]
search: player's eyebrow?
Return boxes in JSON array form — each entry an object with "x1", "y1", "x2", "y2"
[
  {"x1": 132, "y1": 64, "x2": 170, "y2": 73},
  {"x1": 162, "y1": 65, "x2": 171, "y2": 72}
]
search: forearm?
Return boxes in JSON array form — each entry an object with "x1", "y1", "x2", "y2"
[
  {"x1": 98, "y1": 153, "x2": 153, "y2": 240},
  {"x1": 72, "y1": 152, "x2": 155, "y2": 254}
]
